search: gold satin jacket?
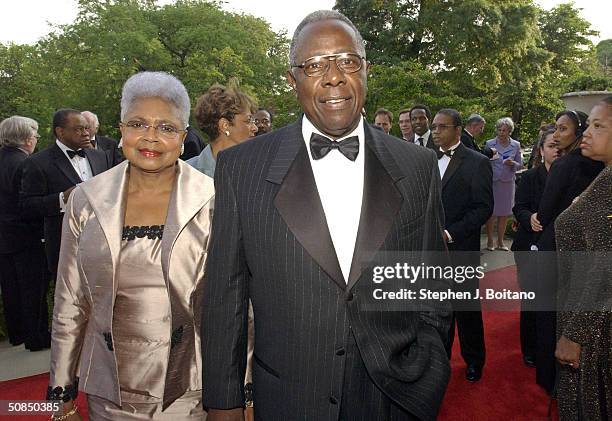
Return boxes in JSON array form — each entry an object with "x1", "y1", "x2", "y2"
[{"x1": 49, "y1": 160, "x2": 214, "y2": 409}]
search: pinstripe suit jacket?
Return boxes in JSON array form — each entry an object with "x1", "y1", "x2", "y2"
[{"x1": 202, "y1": 121, "x2": 451, "y2": 421}]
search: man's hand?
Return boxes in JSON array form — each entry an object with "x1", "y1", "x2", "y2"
[
  {"x1": 530, "y1": 213, "x2": 542, "y2": 232},
  {"x1": 207, "y1": 408, "x2": 245, "y2": 421},
  {"x1": 490, "y1": 147, "x2": 497, "y2": 155},
  {"x1": 244, "y1": 407, "x2": 254, "y2": 421},
  {"x1": 63, "y1": 186, "x2": 76, "y2": 203},
  {"x1": 555, "y1": 335, "x2": 581, "y2": 369}
]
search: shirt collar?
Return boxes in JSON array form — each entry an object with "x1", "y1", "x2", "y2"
[
  {"x1": 440, "y1": 140, "x2": 461, "y2": 153},
  {"x1": 301, "y1": 114, "x2": 364, "y2": 158},
  {"x1": 56, "y1": 139, "x2": 83, "y2": 158}
]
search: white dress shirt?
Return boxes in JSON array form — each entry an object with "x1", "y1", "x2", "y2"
[
  {"x1": 437, "y1": 140, "x2": 462, "y2": 179},
  {"x1": 302, "y1": 115, "x2": 365, "y2": 283},
  {"x1": 437, "y1": 140, "x2": 462, "y2": 243},
  {"x1": 414, "y1": 130, "x2": 431, "y2": 147},
  {"x1": 56, "y1": 139, "x2": 93, "y2": 212}
]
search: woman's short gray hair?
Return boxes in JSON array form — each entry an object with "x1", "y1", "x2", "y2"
[
  {"x1": 0, "y1": 116, "x2": 39, "y2": 147},
  {"x1": 120, "y1": 71, "x2": 191, "y2": 128},
  {"x1": 495, "y1": 117, "x2": 515, "y2": 134}
]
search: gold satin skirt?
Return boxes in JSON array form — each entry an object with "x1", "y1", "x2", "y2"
[{"x1": 87, "y1": 390, "x2": 206, "y2": 420}]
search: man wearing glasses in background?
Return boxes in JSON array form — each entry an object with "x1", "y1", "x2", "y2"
[
  {"x1": 202, "y1": 10, "x2": 451, "y2": 421},
  {"x1": 19, "y1": 109, "x2": 110, "y2": 284},
  {"x1": 431, "y1": 109, "x2": 492, "y2": 383}
]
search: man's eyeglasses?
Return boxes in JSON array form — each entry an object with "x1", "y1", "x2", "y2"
[
  {"x1": 69, "y1": 126, "x2": 90, "y2": 134},
  {"x1": 120, "y1": 121, "x2": 186, "y2": 141},
  {"x1": 430, "y1": 124, "x2": 458, "y2": 131},
  {"x1": 292, "y1": 52, "x2": 366, "y2": 77}
]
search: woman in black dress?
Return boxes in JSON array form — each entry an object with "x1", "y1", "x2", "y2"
[
  {"x1": 531, "y1": 110, "x2": 604, "y2": 394},
  {"x1": 554, "y1": 96, "x2": 612, "y2": 420},
  {"x1": 511, "y1": 128, "x2": 557, "y2": 367}
]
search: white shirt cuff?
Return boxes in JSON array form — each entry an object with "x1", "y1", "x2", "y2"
[
  {"x1": 59, "y1": 192, "x2": 66, "y2": 213},
  {"x1": 444, "y1": 230, "x2": 453, "y2": 243}
]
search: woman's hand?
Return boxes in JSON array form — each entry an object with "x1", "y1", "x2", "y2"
[
  {"x1": 555, "y1": 335, "x2": 581, "y2": 369},
  {"x1": 503, "y1": 158, "x2": 515, "y2": 167},
  {"x1": 530, "y1": 213, "x2": 542, "y2": 232}
]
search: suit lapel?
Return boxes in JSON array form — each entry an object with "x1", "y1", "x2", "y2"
[
  {"x1": 85, "y1": 148, "x2": 107, "y2": 175},
  {"x1": 441, "y1": 143, "x2": 465, "y2": 189},
  {"x1": 347, "y1": 124, "x2": 404, "y2": 289},
  {"x1": 269, "y1": 121, "x2": 346, "y2": 290},
  {"x1": 159, "y1": 161, "x2": 214, "y2": 289},
  {"x1": 79, "y1": 161, "x2": 130, "y2": 295},
  {"x1": 51, "y1": 144, "x2": 82, "y2": 185}
]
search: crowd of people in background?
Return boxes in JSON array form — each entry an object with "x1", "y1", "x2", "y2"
[{"x1": 0, "y1": 9, "x2": 610, "y2": 421}]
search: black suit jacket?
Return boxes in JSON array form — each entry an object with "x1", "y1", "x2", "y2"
[
  {"x1": 511, "y1": 165, "x2": 548, "y2": 252},
  {"x1": 460, "y1": 129, "x2": 494, "y2": 158},
  {"x1": 0, "y1": 146, "x2": 42, "y2": 253},
  {"x1": 94, "y1": 134, "x2": 122, "y2": 166},
  {"x1": 202, "y1": 121, "x2": 451, "y2": 421},
  {"x1": 536, "y1": 148, "x2": 603, "y2": 251},
  {"x1": 441, "y1": 143, "x2": 493, "y2": 255},
  {"x1": 19, "y1": 144, "x2": 110, "y2": 274},
  {"x1": 180, "y1": 127, "x2": 205, "y2": 161}
]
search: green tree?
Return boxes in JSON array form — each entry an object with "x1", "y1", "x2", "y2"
[{"x1": 0, "y1": 0, "x2": 293, "y2": 145}]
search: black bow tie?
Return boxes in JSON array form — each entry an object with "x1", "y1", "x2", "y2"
[
  {"x1": 66, "y1": 149, "x2": 86, "y2": 159},
  {"x1": 436, "y1": 148, "x2": 454, "y2": 160},
  {"x1": 309, "y1": 133, "x2": 359, "y2": 161}
]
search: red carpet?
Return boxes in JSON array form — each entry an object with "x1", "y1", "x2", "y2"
[
  {"x1": 439, "y1": 265, "x2": 558, "y2": 420},
  {"x1": 0, "y1": 266, "x2": 557, "y2": 420}
]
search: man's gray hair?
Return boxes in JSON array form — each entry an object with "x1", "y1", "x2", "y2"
[
  {"x1": 466, "y1": 114, "x2": 486, "y2": 126},
  {"x1": 289, "y1": 10, "x2": 366, "y2": 66},
  {"x1": 495, "y1": 117, "x2": 515, "y2": 134},
  {"x1": 120, "y1": 71, "x2": 191, "y2": 128},
  {"x1": 0, "y1": 115, "x2": 38, "y2": 147},
  {"x1": 81, "y1": 111, "x2": 99, "y2": 128}
]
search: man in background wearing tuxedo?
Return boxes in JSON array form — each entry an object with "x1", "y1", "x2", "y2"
[
  {"x1": 460, "y1": 113, "x2": 495, "y2": 158},
  {"x1": 82, "y1": 110, "x2": 122, "y2": 166},
  {"x1": 432, "y1": 109, "x2": 493, "y2": 382},
  {"x1": 20, "y1": 109, "x2": 110, "y2": 281},
  {"x1": 202, "y1": 10, "x2": 450, "y2": 421}
]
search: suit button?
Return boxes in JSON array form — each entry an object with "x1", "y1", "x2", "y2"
[
  {"x1": 346, "y1": 292, "x2": 354, "y2": 302},
  {"x1": 335, "y1": 347, "x2": 345, "y2": 356},
  {"x1": 329, "y1": 396, "x2": 338, "y2": 405}
]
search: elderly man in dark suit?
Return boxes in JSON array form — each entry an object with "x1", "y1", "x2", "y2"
[
  {"x1": 202, "y1": 10, "x2": 451, "y2": 421},
  {"x1": 0, "y1": 116, "x2": 51, "y2": 351},
  {"x1": 431, "y1": 109, "x2": 493, "y2": 382},
  {"x1": 82, "y1": 110, "x2": 122, "y2": 166},
  {"x1": 460, "y1": 113, "x2": 495, "y2": 158},
  {"x1": 20, "y1": 109, "x2": 110, "y2": 281}
]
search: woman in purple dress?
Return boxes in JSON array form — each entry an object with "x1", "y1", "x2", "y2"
[{"x1": 485, "y1": 117, "x2": 523, "y2": 251}]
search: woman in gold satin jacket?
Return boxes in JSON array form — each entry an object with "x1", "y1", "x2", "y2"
[{"x1": 48, "y1": 71, "x2": 214, "y2": 420}]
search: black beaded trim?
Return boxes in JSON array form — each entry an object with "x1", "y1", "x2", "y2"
[
  {"x1": 122, "y1": 225, "x2": 164, "y2": 241},
  {"x1": 103, "y1": 331, "x2": 114, "y2": 351},
  {"x1": 170, "y1": 325, "x2": 184, "y2": 349},
  {"x1": 46, "y1": 378, "x2": 79, "y2": 402}
]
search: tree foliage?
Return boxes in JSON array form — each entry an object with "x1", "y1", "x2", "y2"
[
  {"x1": 1, "y1": 0, "x2": 610, "y2": 149},
  {"x1": 336, "y1": 0, "x2": 610, "y2": 143},
  {"x1": 0, "y1": 0, "x2": 291, "y2": 144}
]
